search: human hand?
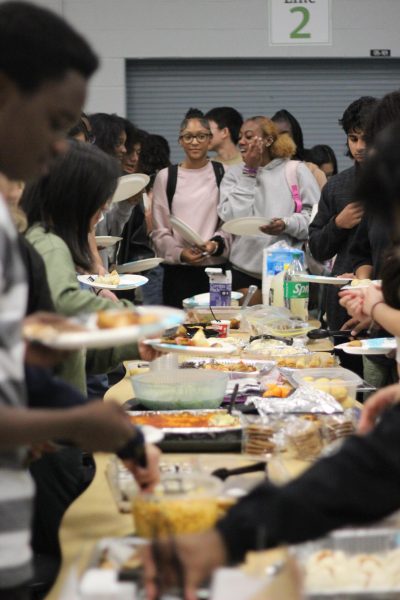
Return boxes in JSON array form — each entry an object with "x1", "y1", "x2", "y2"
[
  {"x1": 97, "y1": 288, "x2": 119, "y2": 302},
  {"x1": 180, "y1": 248, "x2": 204, "y2": 264},
  {"x1": 259, "y1": 218, "x2": 286, "y2": 236},
  {"x1": 242, "y1": 135, "x2": 265, "y2": 169},
  {"x1": 123, "y1": 444, "x2": 160, "y2": 491},
  {"x1": 198, "y1": 240, "x2": 218, "y2": 257},
  {"x1": 340, "y1": 316, "x2": 372, "y2": 336},
  {"x1": 68, "y1": 401, "x2": 134, "y2": 453},
  {"x1": 141, "y1": 529, "x2": 227, "y2": 600},
  {"x1": 138, "y1": 341, "x2": 161, "y2": 362},
  {"x1": 360, "y1": 284, "x2": 384, "y2": 317},
  {"x1": 358, "y1": 384, "x2": 400, "y2": 434},
  {"x1": 335, "y1": 202, "x2": 364, "y2": 229}
]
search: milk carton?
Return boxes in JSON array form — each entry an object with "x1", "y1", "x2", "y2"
[
  {"x1": 262, "y1": 247, "x2": 304, "y2": 306},
  {"x1": 205, "y1": 268, "x2": 232, "y2": 306}
]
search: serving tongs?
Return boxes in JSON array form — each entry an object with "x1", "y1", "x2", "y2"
[
  {"x1": 249, "y1": 333, "x2": 294, "y2": 346},
  {"x1": 211, "y1": 461, "x2": 266, "y2": 481},
  {"x1": 307, "y1": 328, "x2": 370, "y2": 340}
]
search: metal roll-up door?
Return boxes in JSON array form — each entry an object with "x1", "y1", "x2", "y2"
[{"x1": 126, "y1": 58, "x2": 400, "y2": 171}]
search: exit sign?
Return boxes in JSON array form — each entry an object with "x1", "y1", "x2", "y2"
[{"x1": 269, "y1": 0, "x2": 332, "y2": 46}]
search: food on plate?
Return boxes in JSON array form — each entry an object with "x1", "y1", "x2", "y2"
[
  {"x1": 304, "y1": 548, "x2": 400, "y2": 592},
  {"x1": 160, "y1": 326, "x2": 214, "y2": 347},
  {"x1": 96, "y1": 310, "x2": 157, "y2": 329},
  {"x1": 182, "y1": 360, "x2": 257, "y2": 373},
  {"x1": 262, "y1": 383, "x2": 293, "y2": 398},
  {"x1": 94, "y1": 269, "x2": 120, "y2": 286},
  {"x1": 129, "y1": 411, "x2": 240, "y2": 429},
  {"x1": 350, "y1": 278, "x2": 372, "y2": 287},
  {"x1": 22, "y1": 319, "x2": 87, "y2": 341},
  {"x1": 277, "y1": 352, "x2": 336, "y2": 369},
  {"x1": 347, "y1": 339, "x2": 362, "y2": 347}
]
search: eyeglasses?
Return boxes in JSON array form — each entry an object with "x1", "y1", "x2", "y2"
[{"x1": 179, "y1": 133, "x2": 212, "y2": 144}]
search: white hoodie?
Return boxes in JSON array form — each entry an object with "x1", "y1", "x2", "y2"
[{"x1": 218, "y1": 158, "x2": 319, "y2": 277}]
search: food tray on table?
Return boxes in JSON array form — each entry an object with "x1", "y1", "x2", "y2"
[
  {"x1": 179, "y1": 358, "x2": 276, "y2": 378},
  {"x1": 128, "y1": 409, "x2": 242, "y2": 453},
  {"x1": 293, "y1": 527, "x2": 400, "y2": 598}
]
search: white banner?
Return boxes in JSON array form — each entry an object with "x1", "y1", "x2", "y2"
[{"x1": 269, "y1": 0, "x2": 332, "y2": 46}]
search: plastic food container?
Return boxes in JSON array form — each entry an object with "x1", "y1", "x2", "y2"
[
  {"x1": 292, "y1": 367, "x2": 363, "y2": 407},
  {"x1": 276, "y1": 351, "x2": 338, "y2": 369},
  {"x1": 293, "y1": 527, "x2": 400, "y2": 597},
  {"x1": 131, "y1": 369, "x2": 228, "y2": 410},
  {"x1": 132, "y1": 473, "x2": 222, "y2": 537},
  {"x1": 242, "y1": 305, "x2": 312, "y2": 338}
]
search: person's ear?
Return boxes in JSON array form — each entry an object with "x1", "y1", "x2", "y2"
[
  {"x1": 0, "y1": 73, "x2": 18, "y2": 110},
  {"x1": 265, "y1": 135, "x2": 274, "y2": 148}
]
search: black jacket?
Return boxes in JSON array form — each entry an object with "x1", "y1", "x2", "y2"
[
  {"x1": 217, "y1": 403, "x2": 400, "y2": 564},
  {"x1": 308, "y1": 166, "x2": 360, "y2": 330}
]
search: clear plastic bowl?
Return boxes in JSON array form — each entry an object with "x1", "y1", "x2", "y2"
[
  {"x1": 132, "y1": 472, "x2": 222, "y2": 537},
  {"x1": 130, "y1": 368, "x2": 228, "y2": 410},
  {"x1": 292, "y1": 367, "x2": 363, "y2": 405}
]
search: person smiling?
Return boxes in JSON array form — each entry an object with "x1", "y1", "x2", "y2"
[
  {"x1": 218, "y1": 115, "x2": 319, "y2": 294},
  {"x1": 151, "y1": 108, "x2": 231, "y2": 307}
]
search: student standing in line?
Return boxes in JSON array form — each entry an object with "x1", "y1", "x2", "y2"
[
  {"x1": 152, "y1": 108, "x2": 231, "y2": 307},
  {"x1": 0, "y1": 4, "x2": 159, "y2": 597},
  {"x1": 205, "y1": 106, "x2": 243, "y2": 166}
]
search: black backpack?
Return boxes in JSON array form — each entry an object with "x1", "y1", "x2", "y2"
[{"x1": 166, "y1": 161, "x2": 225, "y2": 210}]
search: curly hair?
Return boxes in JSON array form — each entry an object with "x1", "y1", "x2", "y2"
[
  {"x1": 137, "y1": 134, "x2": 171, "y2": 190},
  {"x1": 248, "y1": 116, "x2": 296, "y2": 159}
]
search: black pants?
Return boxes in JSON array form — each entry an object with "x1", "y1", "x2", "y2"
[
  {"x1": 231, "y1": 267, "x2": 261, "y2": 291},
  {"x1": 163, "y1": 264, "x2": 224, "y2": 308}
]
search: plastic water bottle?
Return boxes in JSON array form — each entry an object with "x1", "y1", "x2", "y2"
[{"x1": 284, "y1": 251, "x2": 309, "y2": 320}]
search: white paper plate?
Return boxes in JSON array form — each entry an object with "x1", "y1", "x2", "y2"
[
  {"x1": 222, "y1": 217, "x2": 270, "y2": 236},
  {"x1": 293, "y1": 274, "x2": 352, "y2": 286},
  {"x1": 116, "y1": 257, "x2": 164, "y2": 274},
  {"x1": 341, "y1": 279, "x2": 381, "y2": 290},
  {"x1": 143, "y1": 338, "x2": 237, "y2": 356},
  {"x1": 78, "y1": 274, "x2": 148, "y2": 290},
  {"x1": 335, "y1": 338, "x2": 397, "y2": 355},
  {"x1": 23, "y1": 306, "x2": 185, "y2": 351},
  {"x1": 169, "y1": 215, "x2": 206, "y2": 246},
  {"x1": 183, "y1": 291, "x2": 243, "y2": 308},
  {"x1": 111, "y1": 173, "x2": 150, "y2": 203},
  {"x1": 95, "y1": 235, "x2": 123, "y2": 249}
]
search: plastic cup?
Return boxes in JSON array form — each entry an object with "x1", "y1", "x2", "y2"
[{"x1": 210, "y1": 319, "x2": 230, "y2": 338}]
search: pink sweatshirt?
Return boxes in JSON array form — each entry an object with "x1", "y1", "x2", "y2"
[{"x1": 151, "y1": 162, "x2": 231, "y2": 265}]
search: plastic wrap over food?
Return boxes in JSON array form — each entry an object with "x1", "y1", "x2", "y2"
[{"x1": 246, "y1": 385, "x2": 344, "y2": 415}]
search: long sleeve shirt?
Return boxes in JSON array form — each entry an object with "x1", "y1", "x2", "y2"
[
  {"x1": 151, "y1": 162, "x2": 231, "y2": 266},
  {"x1": 308, "y1": 165, "x2": 359, "y2": 330},
  {"x1": 26, "y1": 224, "x2": 139, "y2": 393},
  {"x1": 218, "y1": 159, "x2": 319, "y2": 278},
  {"x1": 217, "y1": 402, "x2": 400, "y2": 564}
]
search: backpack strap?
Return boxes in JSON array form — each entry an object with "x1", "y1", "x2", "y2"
[
  {"x1": 211, "y1": 160, "x2": 225, "y2": 187},
  {"x1": 285, "y1": 160, "x2": 302, "y2": 213},
  {"x1": 166, "y1": 164, "x2": 178, "y2": 211}
]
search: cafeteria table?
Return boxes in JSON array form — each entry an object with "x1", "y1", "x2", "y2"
[{"x1": 45, "y1": 329, "x2": 333, "y2": 598}]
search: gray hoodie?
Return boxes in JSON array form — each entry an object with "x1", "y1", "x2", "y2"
[{"x1": 218, "y1": 158, "x2": 319, "y2": 277}]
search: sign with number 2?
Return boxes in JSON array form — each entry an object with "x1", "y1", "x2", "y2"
[{"x1": 269, "y1": 0, "x2": 331, "y2": 46}]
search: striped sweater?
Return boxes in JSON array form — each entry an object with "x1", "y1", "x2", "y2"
[{"x1": 0, "y1": 197, "x2": 33, "y2": 588}]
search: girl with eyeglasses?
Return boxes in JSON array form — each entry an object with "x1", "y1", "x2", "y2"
[{"x1": 151, "y1": 108, "x2": 231, "y2": 307}]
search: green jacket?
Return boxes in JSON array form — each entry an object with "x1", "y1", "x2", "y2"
[{"x1": 26, "y1": 224, "x2": 140, "y2": 393}]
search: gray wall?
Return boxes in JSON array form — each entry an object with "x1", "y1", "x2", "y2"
[{"x1": 16, "y1": 0, "x2": 400, "y2": 115}]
